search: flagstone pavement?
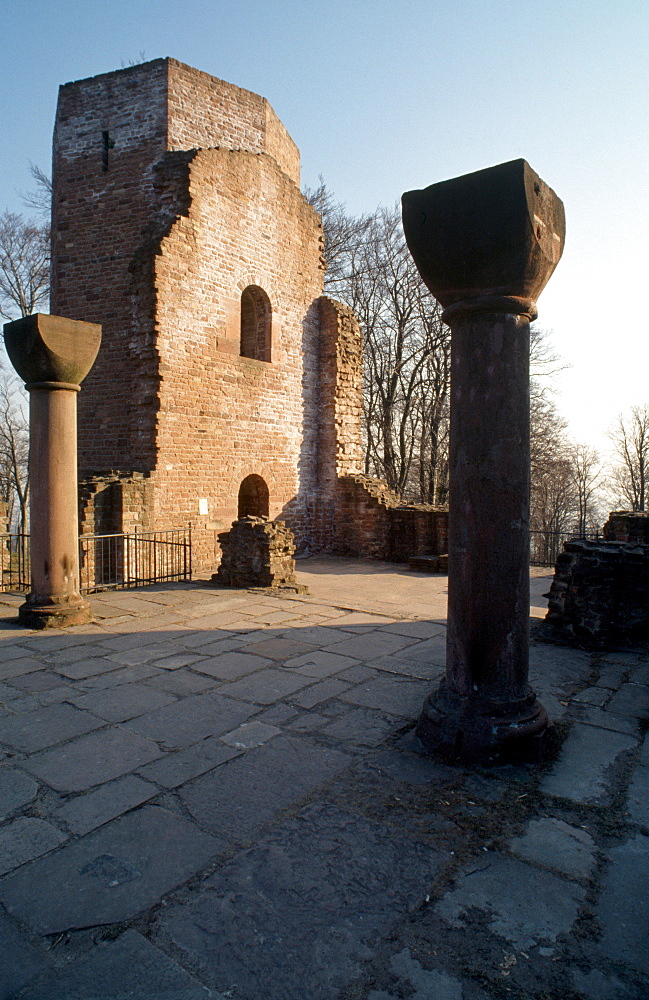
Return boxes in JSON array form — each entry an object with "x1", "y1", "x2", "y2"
[{"x1": 0, "y1": 557, "x2": 647, "y2": 999}]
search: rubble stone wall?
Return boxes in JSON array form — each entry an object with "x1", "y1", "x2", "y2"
[
  {"x1": 546, "y1": 538, "x2": 649, "y2": 642},
  {"x1": 603, "y1": 511, "x2": 649, "y2": 545}
]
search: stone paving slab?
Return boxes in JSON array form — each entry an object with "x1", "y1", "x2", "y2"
[
  {"x1": 508, "y1": 816, "x2": 596, "y2": 880},
  {"x1": 122, "y1": 690, "x2": 258, "y2": 749},
  {"x1": 0, "y1": 702, "x2": 103, "y2": 753},
  {"x1": 436, "y1": 852, "x2": 586, "y2": 952},
  {"x1": 69, "y1": 681, "x2": 178, "y2": 721},
  {"x1": 17, "y1": 928, "x2": 217, "y2": 1000},
  {"x1": 0, "y1": 907, "x2": 53, "y2": 1000},
  {"x1": 180, "y1": 735, "x2": 354, "y2": 841},
  {"x1": 0, "y1": 767, "x2": 38, "y2": 819},
  {"x1": 0, "y1": 805, "x2": 223, "y2": 935},
  {"x1": 339, "y1": 674, "x2": 432, "y2": 718},
  {"x1": 23, "y1": 727, "x2": 163, "y2": 792},
  {"x1": 218, "y1": 666, "x2": 314, "y2": 704},
  {"x1": 156, "y1": 803, "x2": 446, "y2": 1000},
  {"x1": 540, "y1": 722, "x2": 637, "y2": 804},
  {"x1": 51, "y1": 774, "x2": 159, "y2": 835},
  {"x1": 0, "y1": 816, "x2": 67, "y2": 876},
  {"x1": 190, "y1": 650, "x2": 272, "y2": 680},
  {"x1": 628, "y1": 764, "x2": 649, "y2": 827},
  {"x1": 598, "y1": 833, "x2": 649, "y2": 976},
  {"x1": 137, "y1": 737, "x2": 241, "y2": 789}
]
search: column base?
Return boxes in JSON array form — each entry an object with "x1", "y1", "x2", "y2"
[
  {"x1": 416, "y1": 680, "x2": 549, "y2": 764},
  {"x1": 18, "y1": 596, "x2": 92, "y2": 630}
]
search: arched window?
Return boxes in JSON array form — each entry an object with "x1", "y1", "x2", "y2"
[
  {"x1": 238, "y1": 474, "x2": 270, "y2": 519},
  {"x1": 240, "y1": 285, "x2": 272, "y2": 362}
]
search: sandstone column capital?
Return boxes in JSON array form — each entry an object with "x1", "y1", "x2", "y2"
[{"x1": 3, "y1": 313, "x2": 101, "y2": 389}]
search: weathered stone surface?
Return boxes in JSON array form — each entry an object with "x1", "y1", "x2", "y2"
[
  {"x1": 598, "y1": 834, "x2": 649, "y2": 975},
  {"x1": 546, "y1": 538, "x2": 649, "y2": 642},
  {"x1": 137, "y1": 738, "x2": 240, "y2": 789},
  {"x1": 17, "y1": 928, "x2": 214, "y2": 1000},
  {"x1": 0, "y1": 806, "x2": 223, "y2": 934},
  {"x1": 508, "y1": 817, "x2": 596, "y2": 879},
  {"x1": 322, "y1": 707, "x2": 403, "y2": 748},
  {"x1": 606, "y1": 682, "x2": 649, "y2": 720},
  {"x1": 339, "y1": 675, "x2": 431, "y2": 718},
  {"x1": 540, "y1": 723, "x2": 636, "y2": 804},
  {"x1": 220, "y1": 721, "x2": 281, "y2": 748},
  {"x1": 219, "y1": 667, "x2": 313, "y2": 705},
  {"x1": 0, "y1": 702, "x2": 103, "y2": 753},
  {"x1": 70, "y1": 682, "x2": 177, "y2": 721},
  {"x1": 158, "y1": 803, "x2": 446, "y2": 1000},
  {"x1": 0, "y1": 908, "x2": 52, "y2": 999},
  {"x1": 436, "y1": 853, "x2": 584, "y2": 951},
  {"x1": 0, "y1": 768, "x2": 38, "y2": 819},
  {"x1": 628, "y1": 766, "x2": 649, "y2": 828},
  {"x1": 0, "y1": 817, "x2": 67, "y2": 876},
  {"x1": 23, "y1": 728, "x2": 163, "y2": 792},
  {"x1": 180, "y1": 736, "x2": 353, "y2": 840},
  {"x1": 52, "y1": 774, "x2": 159, "y2": 835},
  {"x1": 123, "y1": 691, "x2": 258, "y2": 749},
  {"x1": 216, "y1": 516, "x2": 299, "y2": 588}
]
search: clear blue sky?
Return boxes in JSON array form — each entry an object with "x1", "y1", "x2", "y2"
[{"x1": 1, "y1": 0, "x2": 647, "y2": 455}]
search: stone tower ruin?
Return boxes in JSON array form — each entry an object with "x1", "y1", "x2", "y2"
[{"x1": 51, "y1": 58, "x2": 364, "y2": 571}]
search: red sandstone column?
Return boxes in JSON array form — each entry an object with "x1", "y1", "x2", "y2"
[
  {"x1": 402, "y1": 159, "x2": 565, "y2": 760},
  {"x1": 3, "y1": 314, "x2": 101, "y2": 628}
]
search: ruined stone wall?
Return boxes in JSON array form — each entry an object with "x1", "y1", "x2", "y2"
[
  {"x1": 603, "y1": 511, "x2": 649, "y2": 545},
  {"x1": 333, "y1": 474, "x2": 448, "y2": 562},
  {"x1": 546, "y1": 539, "x2": 649, "y2": 643},
  {"x1": 150, "y1": 145, "x2": 324, "y2": 570},
  {"x1": 51, "y1": 60, "x2": 169, "y2": 473},
  {"x1": 51, "y1": 58, "x2": 346, "y2": 573},
  {"x1": 166, "y1": 59, "x2": 299, "y2": 185},
  {"x1": 51, "y1": 57, "x2": 445, "y2": 575}
]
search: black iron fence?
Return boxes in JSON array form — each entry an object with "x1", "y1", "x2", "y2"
[
  {"x1": 0, "y1": 528, "x2": 192, "y2": 594},
  {"x1": 0, "y1": 533, "x2": 30, "y2": 592},
  {"x1": 530, "y1": 530, "x2": 601, "y2": 568}
]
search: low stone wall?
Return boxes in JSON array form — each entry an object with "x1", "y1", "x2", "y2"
[
  {"x1": 333, "y1": 474, "x2": 448, "y2": 563},
  {"x1": 545, "y1": 538, "x2": 649, "y2": 643},
  {"x1": 215, "y1": 516, "x2": 299, "y2": 589},
  {"x1": 603, "y1": 511, "x2": 649, "y2": 545}
]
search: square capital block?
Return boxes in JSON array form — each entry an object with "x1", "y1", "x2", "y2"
[
  {"x1": 402, "y1": 159, "x2": 565, "y2": 308},
  {"x1": 3, "y1": 313, "x2": 101, "y2": 387}
]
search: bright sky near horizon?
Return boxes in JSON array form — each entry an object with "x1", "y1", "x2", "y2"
[{"x1": 1, "y1": 0, "x2": 647, "y2": 461}]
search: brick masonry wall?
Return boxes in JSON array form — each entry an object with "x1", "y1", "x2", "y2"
[
  {"x1": 333, "y1": 475, "x2": 448, "y2": 562},
  {"x1": 52, "y1": 57, "x2": 446, "y2": 575}
]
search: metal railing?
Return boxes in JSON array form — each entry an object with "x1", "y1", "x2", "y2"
[
  {"x1": 78, "y1": 528, "x2": 192, "y2": 593},
  {"x1": 530, "y1": 530, "x2": 601, "y2": 568},
  {"x1": 0, "y1": 533, "x2": 30, "y2": 592},
  {"x1": 0, "y1": 528, "x2": 191, "y2": 594}
]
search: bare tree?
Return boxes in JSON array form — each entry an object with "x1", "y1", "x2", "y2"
[
  {"x1": 20, "y1": 163, "x2": 52, "y2": 222},
  {"x1": 306, "y1": 181, "x2": 451, "y2": 502},
  {"x1": 0, "y1": 210, "x2": 50, "y2": 320},
  {"x1": 0, "y1": 374, "x2": 29, "y2": 531},
  {"x1": 571, "y1": 442, "x2": 605, "y2": 533},
  {"x1": 304, "y1": 178, "x2": 373, "y2": 297},
  {"x1": 609, "y1": 404, "x2": 649, "y2": 511}
]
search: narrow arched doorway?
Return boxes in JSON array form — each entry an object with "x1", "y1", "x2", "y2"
[
  {"x1": 238, "y1": 474, "x2": 270, "y2": 519},
  {"x1": 240, "y1": 285, "x2": 272, "y2": 362}
]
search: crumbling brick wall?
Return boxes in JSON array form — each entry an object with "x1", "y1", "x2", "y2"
[
  {"x1": 603, "y1": 511, "x2": 649, "y2": 545},
  {"x1": 334, "y1": 474, "x2": 448, "y2": 562},
  {"x1": 51, "y1": 57, "x2": 448, "y2": 574}
]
